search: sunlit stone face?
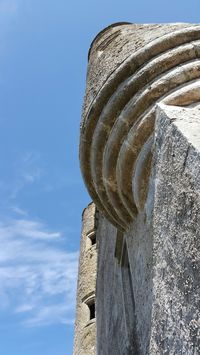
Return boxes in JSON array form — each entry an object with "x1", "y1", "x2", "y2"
[{"x1": 80, "y1": 23, "x2": 200, "y2": 231}]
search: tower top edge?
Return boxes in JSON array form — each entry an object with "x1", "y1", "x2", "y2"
[
  {"x1": 87, "y1": 22, "x2": 194, "y2": 61},
  {"x1": 81, "y1": 201, "x2": 95, "y2": 219},
  {"x1": 88, "y1": 22, "x2": 132, "y2": 60}
]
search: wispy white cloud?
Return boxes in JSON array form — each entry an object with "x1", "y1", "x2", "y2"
[
  {"x1": 10, "y1": 206, "x2": 28, "y2": 216},
  {"x1": 0, "y1": 218, "x2": 61, "y2": 241},
  {"x1": 10, "y1": 151, "x2": 43, "y2": 199},
  {"x1": 0, "y1": 149, "x2": 80, "y2": 327},
  {"x1": 0, "y1": 150, "x2": 81, "y2": 205},
  {"x1": 0, "y1": 215, "x2": 78, "y2": 327},
  {"x1": 0, "y1": 151, "x2": 43, "y2": 204}
]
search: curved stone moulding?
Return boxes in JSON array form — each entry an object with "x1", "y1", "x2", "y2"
[{"x1": 80, "y1": 24, "x2": 200, "y2": 231}]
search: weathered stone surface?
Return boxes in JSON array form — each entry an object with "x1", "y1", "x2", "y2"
[
  {"x1": 75, "y1": 23, "x2": 200, "y2": 355},
  {"x1": 96, "y1": 211, "x2": 153, "y2": 355},
  {"x1": 73, "y1": 203, "x2": 97, "y2": 355},
  {"x1": 84, "y1": 23, "x2": 194, "y2": 118},
  {"x1": 150, "y1": 105, "x2": 200, "y2": 354},
  {"x1": 92, "y1": 105, "x2": 200, "y2": 355},
  {"x1": 80, "y1": 22, "x2": 200, "y2": 231}
]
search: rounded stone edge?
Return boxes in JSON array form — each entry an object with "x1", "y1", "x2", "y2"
[
  {"x1": 88, "y1": 22, "x2": 132, "y2": 61},
  {"x1": 80, "y1": 24, "x2": 200, "y2": 232}
]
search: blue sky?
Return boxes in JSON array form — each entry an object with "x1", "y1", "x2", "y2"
[{"x1": 0, "y1": 0, "x2": 199, "y2": 354}]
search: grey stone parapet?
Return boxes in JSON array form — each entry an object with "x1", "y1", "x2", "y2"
[{"x1": 80, "y1": 23, "x2": 200, "y2": 231}]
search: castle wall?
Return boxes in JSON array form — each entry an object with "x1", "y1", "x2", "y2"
[
  {"x1": 73, "y1": 203, "x2": 98, "y2": 355},
  {"x1": 150, "y1": 104, "x2": 200, "y2": 354},
  {"x1": 96, "y1": 212, "x2": 153, "y2": 355},
  {"x1": 95, "y1": 216, "x2": 127, "y2": 354},
  {"x1": 95, "y1": 105, "x2": 200, "y2": 355},
  {"x1": 76, "y1": 22, "x2": 200, "y2": 355}
]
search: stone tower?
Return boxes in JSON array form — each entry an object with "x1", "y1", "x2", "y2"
[
  {"x1": 74, "y1": 23, "x2": 200, "y2": 354},
  {"x1": 73, "y1": 203, "x2": 98, "y2": 355}
]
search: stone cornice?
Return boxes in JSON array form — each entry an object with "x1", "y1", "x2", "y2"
[{"x1": 80, "y1": 23, "x2": 200, "y2": 231}]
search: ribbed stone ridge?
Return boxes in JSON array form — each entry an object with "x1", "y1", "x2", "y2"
[{"x1": 80, "y1": 23, "x2": 200, "y2": 231}]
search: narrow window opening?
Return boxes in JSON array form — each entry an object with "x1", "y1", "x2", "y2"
[
  {"x1": 82, "y1": 293, "x2": 96, "y2": 325},
  {"x1": 87, "y1": 299, "x2": 95, "y2": 320},
  {"x1": 89, "y1": 301, "x2": 95, "y2": 320},
  {"x1": 87, "y1": 231, "x2": 96, "y2": 247},
  {"x1": 89, "y1": 232, "x2": 96, "y2": 246}
]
